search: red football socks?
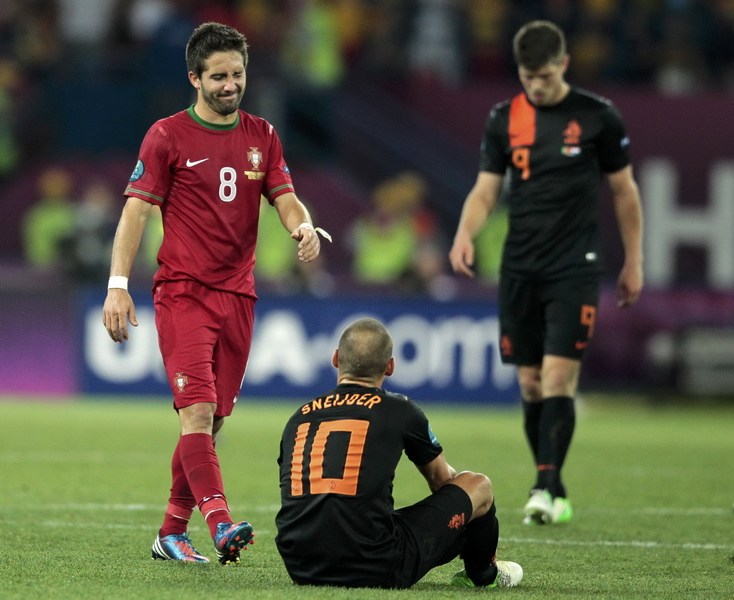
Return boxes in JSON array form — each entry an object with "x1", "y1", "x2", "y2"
[
  {"x1": 177, "y1": 432, "x2": 232, "y2": 538},
  {"x1": 160, "y1": 441, "x2": 196, "y2": 536}
]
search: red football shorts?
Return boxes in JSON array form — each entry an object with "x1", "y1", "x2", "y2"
[{"x1": 154, "y1": 280, "x2": 256, "y2": 417}]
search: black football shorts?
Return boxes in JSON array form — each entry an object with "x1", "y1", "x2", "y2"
[
  {"x1": 498, "y1": 272, "x2": 601, "y2": 365},
  {"x1": 390, "y1": 484, "x2": 473, "y2": 588}
]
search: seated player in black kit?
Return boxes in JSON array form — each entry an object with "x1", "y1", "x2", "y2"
[{"x1": 275, "y1": 317, "x2": 523, "y2": 589}]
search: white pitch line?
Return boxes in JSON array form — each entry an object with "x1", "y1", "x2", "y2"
[
  {"x1": 19, "y1": 502, "x2": 281, "y2": 513},
  {"x1": 502, "y1": 536, "x2": 734, "y2": 552},
  {"x1": 558, "y1": 507, "x2": 730, "y2": 517},
  {"x1": 34, "y1": 521, "x2": 731, "y2": 552},
  {"x1": 22, "y1": 503, "x2": 731, "y2": 517},
  {"x1": 38, "y1": 520, "x2": 275, "y2": 536},
  {"x1": 21, "y1": 504, "x2": 734, "y2": 553}
]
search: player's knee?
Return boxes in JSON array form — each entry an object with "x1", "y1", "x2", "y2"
[
  {"x1": 179, "y1": 401, "x2": 217, "y2": 433},
  {"x1": 517, "y1": 368, "x2": 542, "y2": 400},
  {"x1": 520, "y1": 387, "x2": 543, "y2": 401},
  {"x1": 541, "y1": 357, "x2": 580, "y2": 396},
  {"x1": 454, "y1": 471, "x2": 493, "y2": 518}
]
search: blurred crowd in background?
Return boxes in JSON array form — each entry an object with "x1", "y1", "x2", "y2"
[
  {"x1": 2, "y1": 0, "x2": 733, "y2": 297},
  {"x1": 4, "y1": 0, "x2": 734, "y2": 101}
]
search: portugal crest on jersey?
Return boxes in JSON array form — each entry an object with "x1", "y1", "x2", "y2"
[
  {"x1": 246, "y1": 147, "x2": 265, "y2": 180},
  {"x1": 247, "y1": 147, "x2": 262, "y2": 170}
]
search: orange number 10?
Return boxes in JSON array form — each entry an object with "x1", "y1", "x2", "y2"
[{"x1": 289, "y1": 419, "x2": 369, "y2": 497}]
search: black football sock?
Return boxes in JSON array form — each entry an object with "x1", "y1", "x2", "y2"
[
  {"x1": 536, "y1": 395, "x2": 575, "y2": 497},
  {"x1": 522, "y1": 399, "x2": 543, "y2": 465},
  {"x1": 462, "y1": 502, "x2": 499, "y2": 586}
]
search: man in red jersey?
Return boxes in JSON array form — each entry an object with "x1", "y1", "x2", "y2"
[
  {"x1": 449, "y1": 21, "x2": 643, "y2": 526},
  {"x1": 102, "y1": 22, "x2": 328, "y2": 564}
]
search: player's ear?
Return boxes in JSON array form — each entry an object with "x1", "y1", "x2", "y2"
[
  {"x1": 188, "y1": 72, "x2": 200, "y2": 89},
  {"x1": 331, "y1": 349, "x2": 339, "y2": 369},
  {"x1": 385, "y1": 357, "x2": 395, "y2": 377}
]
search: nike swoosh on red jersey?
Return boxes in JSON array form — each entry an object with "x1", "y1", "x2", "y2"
[{"x1": 186, "y1": 158, "x2": 209, "y2": 167}]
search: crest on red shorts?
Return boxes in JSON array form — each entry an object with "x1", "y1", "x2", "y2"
[{"x1": 174, "y1": 372, "x2": 188, "y2": 393}]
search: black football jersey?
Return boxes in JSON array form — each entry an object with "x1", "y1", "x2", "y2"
[
  {"x1": 480, "y1": 88, "x2": 631, "y2": 279},
  {"x1": 275, "y1": 383, "x2": 442, "y2": 586}
]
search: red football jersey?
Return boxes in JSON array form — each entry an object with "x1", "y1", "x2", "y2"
[{"x1": 125, "y1": 106, "x2": 295, "y2": 296}]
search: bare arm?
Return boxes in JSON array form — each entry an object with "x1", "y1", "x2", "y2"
[
  {"x1": 102, "y1": 196, "x2": 152, "y2": 342},
  {"x1": 416, "y1": 453, "x2": 458, "y2": 493},
  {"x1": 449, "y1": 171, "x2": 504, "y2": 278},
  {"x1": 272, "y1": 192, "x2": 322, "y2": 263},
  {"x1": 607, "y1": 165, "x2": 644, "y2": 307},
  {"x1": 416, "y1": 453, "x2": 494, "y2": 520}
]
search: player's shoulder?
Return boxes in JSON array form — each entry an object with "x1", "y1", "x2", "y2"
[
  {"x1": 142, "y1": 109, "x2": 190, "y2": 141},
  {"x1": 237, "y1": 109, "x2": 277, "y2": 134},
  {"x1": 488, "y1": 97, "x2": 513, "y2": 119},
  {"x1": 382, "y1": 388, "x2": 411, "y2": 404},
  {"x1": 569, "y1": 87, "x2": 618, "y2": 111},
  {"x1": 157, "y1": 108, "x2": 191, "y2": 128},
  {"x1": 382, "y1": 389, "x2": 430, "y2": 416}
]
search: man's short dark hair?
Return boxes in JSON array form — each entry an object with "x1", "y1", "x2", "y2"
[
  {"x1": 185, "y1": 22, "x2": 249, "y2": 77},
  {"x1": 338, "y1": 318, "x2": 393, "y2": 379},
  {"x1": 513, "y1": 20, "x2": 566, "y2": 71}
]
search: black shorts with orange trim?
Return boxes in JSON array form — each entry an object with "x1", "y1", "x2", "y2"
[
  {"x1": 498, "y1": 272, "x2": 601, "y2": 365},
  {"x1": 390, "y1": 484, "x2": 473, "y2": 589}
]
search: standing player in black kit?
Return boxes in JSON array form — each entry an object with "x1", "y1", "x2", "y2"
[
  {"x1": 276, "y1": 318, "x2": 522, "y2": 589},
  {"x1": 449, "y1": 21, "x2": 644, "y2": 525}
]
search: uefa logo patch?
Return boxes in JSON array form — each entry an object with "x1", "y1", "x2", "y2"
[{"x1": 129, "y1": 159, "x2": 144, "y2": 182}]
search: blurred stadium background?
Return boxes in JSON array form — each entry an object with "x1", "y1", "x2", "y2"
[{"x1": 1, "y1": 0, "x2": 733, "y2": 403}]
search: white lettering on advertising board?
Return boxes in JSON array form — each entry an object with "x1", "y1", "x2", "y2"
[{"x1": 85, "y1": 307, "x2": 516, "y2": 392}]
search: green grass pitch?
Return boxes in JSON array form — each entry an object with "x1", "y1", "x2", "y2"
[{"x1": 1, "y1": 394, "x2": 732, "y2": 599}]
